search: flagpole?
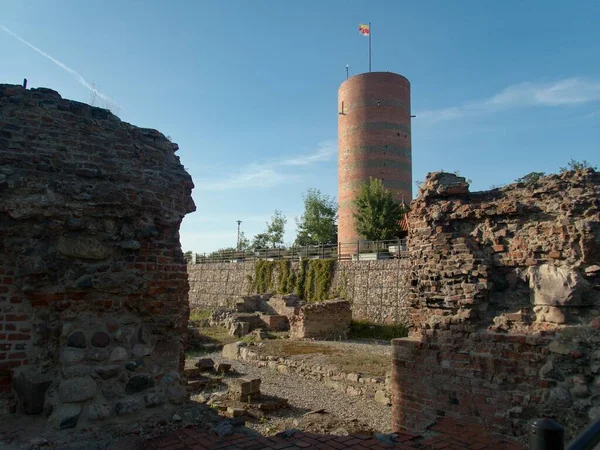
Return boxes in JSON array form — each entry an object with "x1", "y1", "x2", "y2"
[{"x1": 368, "y1": 22, "x2": 371, "y2": 72}]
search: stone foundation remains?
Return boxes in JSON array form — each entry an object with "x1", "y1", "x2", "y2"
[
  {"x1": 289, "y1": 300, "x2": 352, "y2": 339},
  {"x1": 222, "y1": 343, "x2": 391, "y2": 405},
  {"x1": 0, "y1": 85, "x2": 195, "y2": 428},
  {"x1": 392, "y1": 170, "x2": 600, "y2": 439},
  {"x1": 208, "y1": 295, "x2": 352, "y2": 340}
]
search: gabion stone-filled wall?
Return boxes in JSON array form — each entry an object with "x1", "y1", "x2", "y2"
[
  {"x1": 187, "y1": 259, "x2": 410, "y2": 324},
  {"x1": 0, "y1": 84, "x2": 195, "y2": 429},
  {"x1": 392, "y1": 171, "x2": 600, "y2": 440}
]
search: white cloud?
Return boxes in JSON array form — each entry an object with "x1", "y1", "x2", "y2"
[
  {"x1": 417, "y1": 78, "x2": 600, "y2": 123},
  {"x1": 202, "y1": 165, "x2": 291, "y2": 191},
  {"x1": 1, "y1": 25, "x2": 119, "y2": 109},
  {"x1": 278, "y1": 140, "x2": 336, "y2": 167},
  {"x1": 198, "y1": 140, "x2": 335, "y2": 191}
]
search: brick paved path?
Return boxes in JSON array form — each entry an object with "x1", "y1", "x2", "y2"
[{"x1": 143, "y1": 418, "x2": 524, "y2": 450}]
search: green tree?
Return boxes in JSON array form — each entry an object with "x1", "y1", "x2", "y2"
[
  {"x1": 353, "y1": 177, "x2": 406, "y2": 241},
  {"x1": 294, "y1": 189, "x2": 338, "y2": 246},
  {"x1": 559, "y1": 159, "x2": 597, "y2": 173},
  {"x1": 238, "y1": 231, "x2": 250, "y2": 251},
  {"x1": 251, "y1": 210, "x2": 287, "y2": 249},
  {"x1": 183, "y1": 250, "x2": 193, "y2": 264},
  {"x1": 515, "y1": 171, "x2": 546, "y2": 186}
]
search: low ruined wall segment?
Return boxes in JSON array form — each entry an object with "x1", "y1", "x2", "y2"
[
  {"x1": 188, "y1": 259, "x2": 410, "y2": 324},
  {"x1": 392, "y1": 170, "x2": 600, "y2": 439},
  {"x1": 0, "y1": 84, "x2": 195, "y2": 427},
  {"x1": 289, "y1": 300, "x2": 352, "y2": 339}
]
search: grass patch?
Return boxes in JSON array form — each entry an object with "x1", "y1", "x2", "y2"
[
  {"x1": 253, "y1": 340, "x2": 390, "y2": 376},
  {"x1": 189, "y1": 309, "x2": 212, "y2": 322},
  {"x1": 254, "y1": 340, "x2": 340, "y2": 357},
  {"x1": 198, "y1": 325, "x2": 238, "y2": 345},
  {"x1": 348, "y1": 320, "x2": 408, "y2": 341},
  {"x1": 329, "y1": 353, "x2": 390, "y2": 377}
]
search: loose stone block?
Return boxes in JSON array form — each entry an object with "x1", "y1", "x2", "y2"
[
  {"x1": 230, "y1": 378, "x2": 261, "y2": 401},
  {"x1": 222, "y1": 342, "x2": 241, "y2": 360},
  {"x1": 216, "y1": 363, "x2": 232, "y2": 374},
  {"x1": 195, "y1": 358, "x2": 215, "y2": 371},
  {"x1": 375, "y1": 390, "x2": 391, "y2": 406}
]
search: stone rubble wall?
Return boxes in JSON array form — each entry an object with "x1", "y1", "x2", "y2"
[
  {"x1": 392, "y1": 170, "x2": 600, "y2": 439},
  {"x1": 289, "y1": 300, "x2": 352, "y2": 339},
  {"x1": 187, "y1": 259, "x2": 410, "y2": 324},
  {"x1": 233, "y1": 345, "x2": 392, "y2": 405},
  {"x1": 0, "y1": 84, "x2": 195, "y2": 428}
]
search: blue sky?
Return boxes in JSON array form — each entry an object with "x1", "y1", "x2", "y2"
[{"x1": 2, "y1": 1, "x2": 599, "y2": 253}]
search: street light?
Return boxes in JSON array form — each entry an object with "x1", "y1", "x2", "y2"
[{"x1": 236, "y1": 220, "x2": 242, "y2": 251}]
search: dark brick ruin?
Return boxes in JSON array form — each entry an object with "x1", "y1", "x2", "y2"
[
  {"x1": 0, "y1": 84, "x2": 195, "y2": 429},
  {"x1": 392, "y1": 171, "x2": 600, "y2": 439}
]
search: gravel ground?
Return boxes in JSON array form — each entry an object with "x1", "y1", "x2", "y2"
[{"x1": 194, "y1": 341, "x2": 392, "y2": 435}]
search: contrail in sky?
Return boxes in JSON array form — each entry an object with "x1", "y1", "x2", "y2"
[{"x1": 1, "y1": 25, "x2": 118, "y2": 107}]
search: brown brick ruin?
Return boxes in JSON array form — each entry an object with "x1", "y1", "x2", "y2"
[
  {"x1": 0, "y1": 84, "x2": 195, "y2": 429},
  {"x1": 392, "y1": 170, "x2": 600, "y2": 440}
]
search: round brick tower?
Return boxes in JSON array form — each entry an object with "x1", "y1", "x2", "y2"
[{"x1": 337, "y1": 72, "x2": 412, "y2": 244}]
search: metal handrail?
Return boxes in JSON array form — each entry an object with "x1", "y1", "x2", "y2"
[
  {"x1": 530, "y1": 416, "x2": 600, "y2": 450},
  {"x1": 188, "y1": 239, "x2": 408, "y2": 264},
  {"x1": 566, "y1": 416, "x2": 600, "y2": 450}
]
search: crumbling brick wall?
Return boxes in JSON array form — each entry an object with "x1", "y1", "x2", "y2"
[
  {"x1": 392, "y1": 171, "x2": 600, "y2": 439},
  {"x1": 0, "y1": 84, "x2": 195, "y2": 428}
]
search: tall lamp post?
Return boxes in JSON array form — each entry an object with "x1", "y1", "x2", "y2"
[{"x1": 236, "y1": 220, "x2": 242, "y2": 251}]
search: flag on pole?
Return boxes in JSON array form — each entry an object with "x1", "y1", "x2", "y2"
[{"x1": 358, "y1": 24, "x2": 370, "y2": 36}]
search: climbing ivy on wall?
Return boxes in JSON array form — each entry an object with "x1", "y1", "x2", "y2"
[
  {"x1": 250, "y1": 259, "x2": 335, "y2": 303},
  {"x1": 277, "y1": 260, "x2": 296, "y2": 294},
  {"x1": 252, "y1": 260, "x2": 274, "y2": 293},
  {"x1": 304, "y1": 259, "x2": 335, "y2": 303}
]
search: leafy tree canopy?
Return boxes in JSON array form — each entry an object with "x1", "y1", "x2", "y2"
[
  {"x1": 353, "y1": 177, "x2": 407, "y2": 241},
  {"x1": 294, "y1": 189, "x2": 338, "y2": 246},
  {"x1": 251, "y1": 210, "x2": 287, "y2": 249}
]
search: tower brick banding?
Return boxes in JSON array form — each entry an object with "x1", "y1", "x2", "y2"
[{"x1": 337, "y1": 72, "x2": 412, "y2": 243}]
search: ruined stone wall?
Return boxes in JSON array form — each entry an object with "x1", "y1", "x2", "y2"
[
  {"x1": 187, "y1": 259, "x2": 410, "y2": 324},
  {"x1": 0, "y1": 84, "x2": 195, "y2": 428},
  {"x1": 392, "y1": 170, "x2": 600, "y2": 439},
  {"x1": 289, "y1": 299, "x2": 352, "y2": 339}
]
